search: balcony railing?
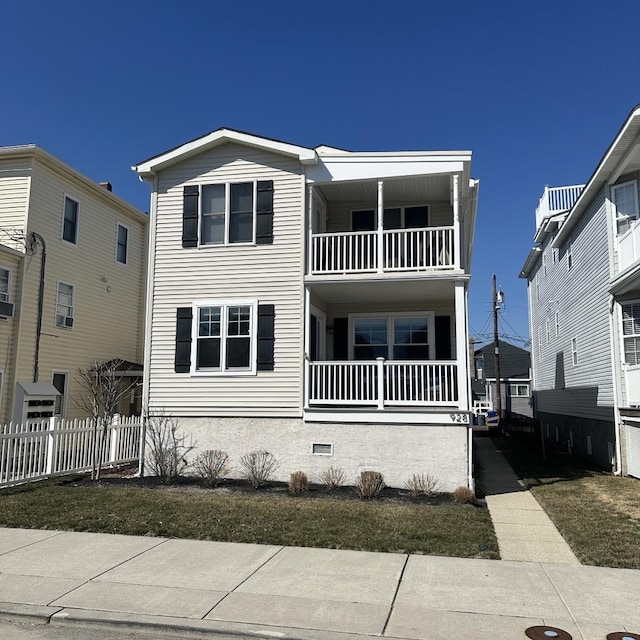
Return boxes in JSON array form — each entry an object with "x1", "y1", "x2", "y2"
[
  {"x1": 535, "y1": 185, "x2": 584, "y2": 228},
  {"x1": 310, "y1": 227, "x2": 454, "y2": 275},
  {"x1": 618, "y1": 219, "x2": 640, "y2": 273},
  {"x1": 307, "y1": 359, "x2": 458, "y2": 409},
  {"x1": 625, "y1": 365, "x2": 640, "y2": 407}
]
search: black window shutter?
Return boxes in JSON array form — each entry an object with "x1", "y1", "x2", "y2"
[
  {"x1": 256, "y1": 180, "x2": 274, "y2": 245},
  {"x1": 333, "y1": 318, "x2": 348, "y2": 360},
  {"x1": 182, "y1": 185, "x2": 199, "y2": 248},
  {"x1": 435, "y1": 316, "x2": 451, "y2": 360},
  {"x1": 257, "y1": 304, "x2": 275, "y2": 370},
  {"x1": 175, "y1": 307, "x2": 193, "y2": 372}
]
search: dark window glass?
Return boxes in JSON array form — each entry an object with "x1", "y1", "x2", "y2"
[
  {"x1": 117, "y1": 225, "x2": 128, "y2": 263},
  {"x1": 197, "y1": 338, "x2": 221, "y2": 369},
  {"x1": 63, "y1": 197, "x2": 78, "y2": 244},
  {"x1": 230, "y1": 183, "x2": 253, "y2": 243},
  {"x1": 405, "y1": 206, "x2": 428, "y2": 228},
  {"x1": 383, "y1": 208, "x2": 402, "y2": 229},
  {"x1": 352, "y1": 210, "x2": 375, "y2": 231},
  {"x1": 226, "y1": 337, "x2": 250, "y2": 368}
]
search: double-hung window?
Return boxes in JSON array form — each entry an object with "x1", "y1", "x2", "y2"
[
  {"x1": 612, "y1": 181, "x2": 639, "y2": 236},
  {"x1": 622, "y1": 303, "x2": 640, "y2": 365},
  {"x1": 351, "y1": 314, "x2": 432, "y2": 360},
  {"x1": 194, "y1": 301, "x2": 256, "y2": 373},
  {"x1": 62, "y1": 196, "x2": 79, "y2": 244},
  {"x1": 507, "y1": 383, "x2": 529, "y2": 397},
  {"x1": 116, "y1": 223, "x2": 129, "y2": 264},
  {"x1": 0, "y1": 268, "x2": 9, "y2": 303},
  {"x1": 201, "y1": 182, "x2": 255, "y2": 245},
  {"x1": 55, "y1": 282, "x2": 74, "y2": 328}
]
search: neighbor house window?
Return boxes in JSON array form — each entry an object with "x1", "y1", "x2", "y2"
[
  {"x1": 508, "y1": 384, "x2": 529, "y2": 397},
  {"x1": 52, "y1": 371, "x2": 68, "y2": 416},
  {"x1": 567, "y1": 242, "x2": 573, "y2": 270},
  {"x1": 612, "y1": 181, "x2": 639, "y2": 235},
  {"x1": 0, "y1": 267, "x2": 9, "y2": 303},
  {"x1": 201, "y1": 182, "x2": 255, "y2": 245},
  {"x1": 351, "y1": 314, "x2": 432, "y2": 360},
  {"x1": 55, "y1": 282, "x2": 74, "y2": 328},
  {"x1": 62, "y1": 196, "x2": 79, "y2": 244},
  {"x1": 116, "y1": 223, "x2": 129, "y2": 264},
  {"x1": 194, "y1": 301, "x2": 256, "y2": 373},
  {"x1": 622, "y1": 303, "x2": 640, "y2": 365},
  {"x1": 571, "y1": 337, "x2": 578, "y2": 366},
  {"x1": 546, "y1": 318, "x2": 551, "y2": 344},
  {"x1": 538, "y1": 327, "x2": 543, "y2": 362},
  {"x1": 542, "y1": 253, "x2": 547, "y2": 277},
  {"x1": 555, "y1": 311, "x2": 560, "y2": 338}
]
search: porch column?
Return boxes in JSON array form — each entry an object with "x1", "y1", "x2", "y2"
[
  {"x1": 377, "y1": 180, "x2": 384, "y2": 273},
  {"x1": 454, "y1": 279, "x2": 469, "y2": 411},
  {"x1": 307, "y1": 183, "x2": 314, "y2": 275},
  {"x1": 452, "y1": 174, "x2": 461, "y2": 270},
  {"x1": 303, "y1": 286, "x2": 310, "y2": 410}
]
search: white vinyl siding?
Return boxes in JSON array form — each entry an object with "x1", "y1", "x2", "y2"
[
  {"x1": 0, "y1": 158, "x2": 30, "y2": 239},
  {"x1": 149, "y1": 143, "x2": 304, "y2": 417},
  {"x1": 530, "y1": 188, "x2": 614, "y2": 421}
]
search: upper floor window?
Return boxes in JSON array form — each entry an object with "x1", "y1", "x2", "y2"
[
  {"x1": 116, "y1": 223, "x2": 129, "y2": 264},
  {"x1": 62, "y1": 196, "x2": 79, "y2": 244},
  {"x1": 622, "y1": 302, "x2": 640, "y2": 365},
  {"x1": 567, "y1": 241, "x2": 573, "y2": 271},
  {"x1": 182, "y1": 181, "x2": 274, "y2": 248},
  {"x1": 55, "y1": 282, "x2": 74, "y2": 328},
  {"x1": 0, "y1": 267, "x2": 9, "y2": 303},
  {"x1": 571, "y1": 337, "x2": 578, "y2": 366},
  {"x1": 352, "y1": 205, "x2": 429, "y2": 231},
  {"x1": 612, "y1": 181, "x2": 639, "y2": 236}
]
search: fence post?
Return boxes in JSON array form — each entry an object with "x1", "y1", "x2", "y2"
[
  {"x1": 110, "y1": 414, "x2": 120, "y2": 463},
  {"x1": 376, "y1": 357, "x2": 385, "y2": 410},
  {"x1": 45, "y1": 417, "x2": 57, "y2": 475}
]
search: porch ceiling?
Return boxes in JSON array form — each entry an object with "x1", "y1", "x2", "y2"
[
  {"x1": 316, "y1": 174, "x2": 453, "y2": 203},
  {"x1": 307, "y1": 276, "x2": 458, "y2": 304}
]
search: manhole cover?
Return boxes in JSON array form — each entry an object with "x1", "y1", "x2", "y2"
[
  {"x1": 525, "y1": 626, "x2": 572, "y2": 640},
  {"x1": 606, "y1": 634, "x2": 640, "y2": 640}
]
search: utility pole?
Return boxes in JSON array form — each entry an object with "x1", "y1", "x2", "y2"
[{"x1": 492, "y1": 274, "x2": 502, "y2": 421}]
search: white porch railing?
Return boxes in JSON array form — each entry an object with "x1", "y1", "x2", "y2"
[
  {"x1": 311, "y1": 227, "x2": 454, "y2": 274},
  {"x1": 618, "y1": 219, "x2": 640, "y2": 273},
  {"x1": 535, "y1": 185, "x2": 584, "y2": 228},
  {"x1": 307, "y1": 359, "x2": 458, "y2": 409},
  {"x1": 0, "y1": 415, "x2": 141, "y2": 488},
  {"x1": 625, "y1": 366, "x2": 640, "y2": 407}
]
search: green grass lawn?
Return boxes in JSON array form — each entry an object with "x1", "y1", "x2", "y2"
[
  {"x1": 0, "y1": 479, "x2": 498, "y2": 558},
  {"x1": 494, "y1": 434, "x2": 640, "y2": 569}
]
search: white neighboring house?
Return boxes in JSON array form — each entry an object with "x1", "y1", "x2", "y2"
[
  {"x1": 520, "y1": 104, "x2": 640, "y2": 478},
  {"x1": 133, "y1": 129, "x2": 479, "y2": 490},
  {"x1": 0, "y1": 145, "x2": 148, "y2": 425}
]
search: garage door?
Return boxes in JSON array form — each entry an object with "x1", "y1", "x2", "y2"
[{"x1": 626, "y1": 421, "x2": 640, "y2": 479}]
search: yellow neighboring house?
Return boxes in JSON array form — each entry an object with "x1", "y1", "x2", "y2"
[{"x1": 0, "y1": 145, "x2": 148, "y2": 425}]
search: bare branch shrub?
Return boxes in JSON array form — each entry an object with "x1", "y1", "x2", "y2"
[
  {"x1": 193, "y1": 449, "x2": 229, "y2": 486},
  {"x1": 144, "y1": 407, "x2": 196, "y2": 482},
  {"x1": 76, "y1": 359, "x2": 136, "y2": 480},
  {"x1": 405, "y1": 473, "x2": 439, "y2": 497},
  {"x1": 239, "y1": 450, "x2": 279, "y2": 488},
  {"x1": 354, "y1": 470, "x2": 385, "y2": 499},
  {"x1": 288, "y1": 471, "x2": 308, "y2": 493},
  {"x1": 320, "y1": 466, "x2": 346, "y2": 490},
  {"x1": 453, "y1": 486, "x2": 476, "y2": 504}
]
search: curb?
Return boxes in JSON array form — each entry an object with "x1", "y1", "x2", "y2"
[{"x1": 0, "y1": 602, "x2": 63, "y2": 624}]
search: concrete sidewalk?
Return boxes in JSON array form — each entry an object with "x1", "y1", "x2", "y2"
[
  {"x1": 0, "y1": 527, "x2": 639, "y2": 640},
  {"x1": 474, "y1": 435, "x2": 580, "y2": 564}
]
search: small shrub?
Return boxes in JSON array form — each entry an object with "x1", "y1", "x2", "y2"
[
  {"x1": 405, "y1": 473, "x2": 439, "y2": 497},
  {"x1": 320, "y1": 466, "x2": 347, "y2": 490},
  {"x1": 239, "y1": 450, "x2": 279, "y2": 488},
  {"x1": 193, "y1": 449, "x2": 229, "y2": 486},
  {"x1": 354, "y1": 470, "x2": 385, "y2": 499},
  {"x1": 288, "y1": 471, "x2": 308, "y2": 493},
  {"x1": 453, "y1": 486, "x2": 476, "y2": 504}
]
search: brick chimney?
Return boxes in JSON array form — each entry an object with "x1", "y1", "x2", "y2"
[{"x1": 99, "y1": 181, "x2": 113, "y2": 192}]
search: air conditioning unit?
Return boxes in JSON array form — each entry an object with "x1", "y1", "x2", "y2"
[
  {"x1": 64, "y1": 316, "x2": 74, "y2": 328},
  {"x1": 0, "y1": 301, "x2": 14, "y2": 318}
]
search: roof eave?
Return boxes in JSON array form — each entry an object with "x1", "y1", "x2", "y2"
[{"x1": 519, "y1": 245, "x2": 541, "y2": 279}]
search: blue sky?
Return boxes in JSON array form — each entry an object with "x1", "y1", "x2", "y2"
[{"x1": 3, "y1": 0, "x2": 640, "y2": 346}]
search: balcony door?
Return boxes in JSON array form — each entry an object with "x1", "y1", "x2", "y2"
[{"x1": 351, "y1": 206, "x2": 429, "y2": 232}]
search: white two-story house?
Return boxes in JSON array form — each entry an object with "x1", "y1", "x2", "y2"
[
  {"x1": 134, "y1": 130, "x2": 478, "y2": 489},
  {"x1": 0, "y1": 145, "x2": 148, "y2": 424},
  {"x1": 521, "y1": 104, "x2": 640, "y2": 478}
]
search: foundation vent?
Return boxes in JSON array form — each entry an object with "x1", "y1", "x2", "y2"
[{"x1": 312, "y1": 443, "x2": 333, "y2": 456}]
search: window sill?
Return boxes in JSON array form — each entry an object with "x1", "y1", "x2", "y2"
[{"x1": 190, "y1": 369, "x2": 257, "y2": 377}]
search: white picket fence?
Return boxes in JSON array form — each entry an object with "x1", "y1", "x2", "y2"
[{"x1": 0, "y1": 415, "x2": 141, "y2": 488}]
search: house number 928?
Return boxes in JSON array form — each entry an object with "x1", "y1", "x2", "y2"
[{"x1": 449, "y1": 413, "x2": 469, "y2": 423}]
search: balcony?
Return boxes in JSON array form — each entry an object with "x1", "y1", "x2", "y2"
[
  {"x1": 535, "y1": 185, "x2": 584, "y2": 228},
  {"x1": 618, "y1": 219, "x2": 640, "y2": 273},
  {"x1": 306, "y1": 359, "x2": 458, "y2": 409},
  {"x1": 310, "y1": 227, "x2": 454, "y2": 275}
]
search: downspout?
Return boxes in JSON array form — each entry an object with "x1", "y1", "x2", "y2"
[{"x1": 30, "y1": 232, "x2": 46, "y2": 383}]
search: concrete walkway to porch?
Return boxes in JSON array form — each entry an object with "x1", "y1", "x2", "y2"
[{"x1": 474, "y1": 435, "x2": 580, "y2": 564}]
